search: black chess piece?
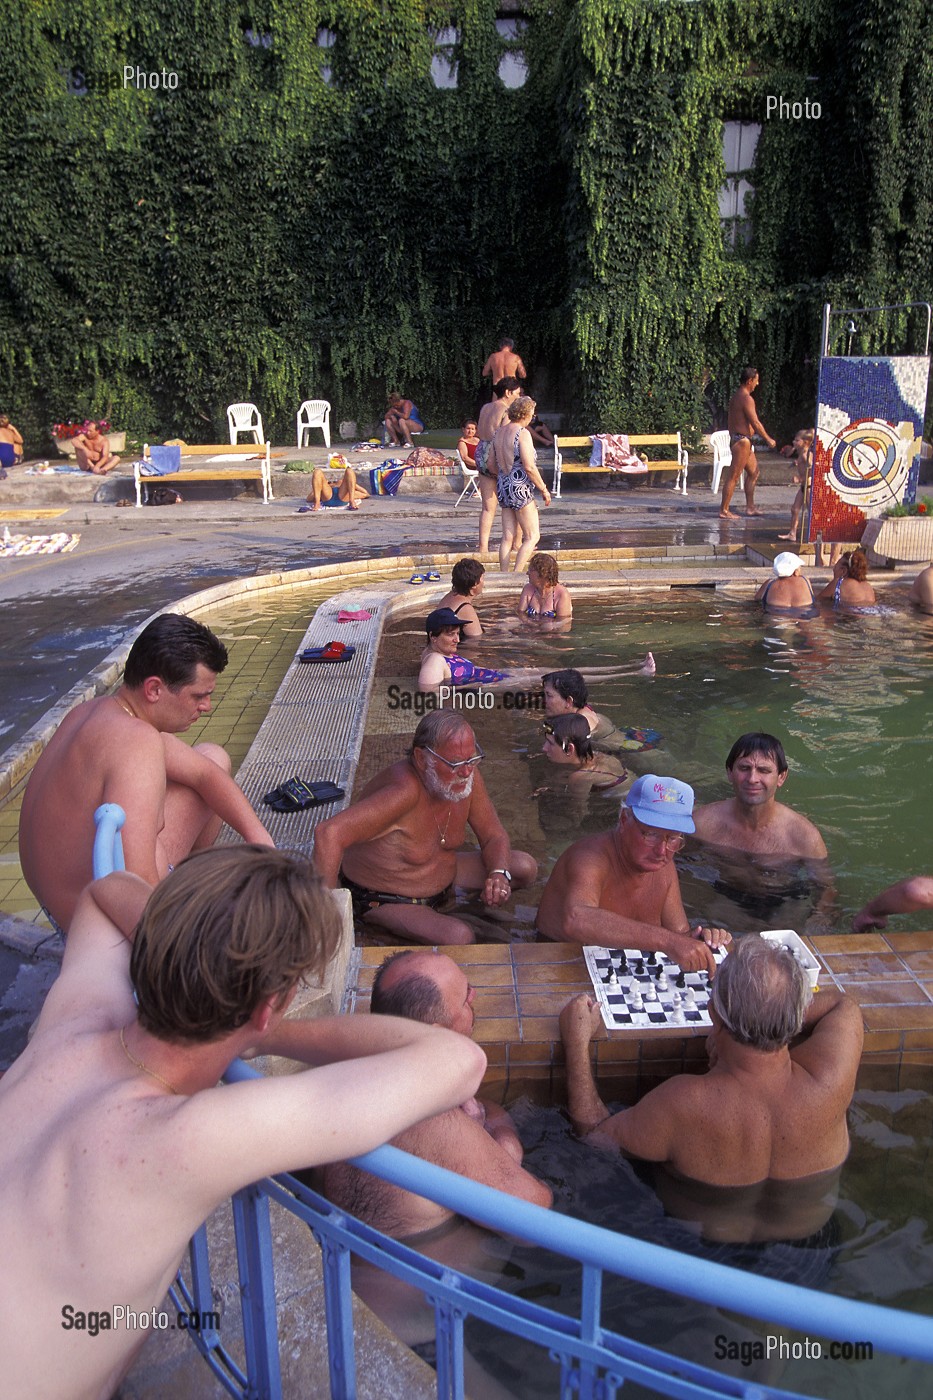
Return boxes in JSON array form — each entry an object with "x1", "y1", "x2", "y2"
[
  {"x1": 676, "y1": 971, "x2": 686, "y2": 989},
  {"x1": 647, "y1": 951, "x2": 658, "y2": 966},
  {"x1": 654, "y1": 964, "x2": 663, "y2": 980},
  {"x1": 635, "y1": 959, "x2": 645, "y2": 976}
]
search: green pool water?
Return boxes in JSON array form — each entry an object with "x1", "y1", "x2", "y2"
[{"x1": 385, "y1": 587, "x2": 933, "y2": 934}]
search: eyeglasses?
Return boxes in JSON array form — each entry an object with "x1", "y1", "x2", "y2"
[
  {"x1": 541, "y1": 722, "x2": 555, "y2": 736},
  {"x1": 632, "y1": 818, "x2": 685, "y2": 852},
  {"x1": 423, "y1": 745, "x2": 485, "y2": 771}
]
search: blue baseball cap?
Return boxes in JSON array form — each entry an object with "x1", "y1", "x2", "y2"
[{"x1": 625, "y1": 774, "x2": 696, "y2": 834}]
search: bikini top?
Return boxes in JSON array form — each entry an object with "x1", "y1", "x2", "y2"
[{"x1": 526, "y1": 586, "x2": 557, "y2": 619}]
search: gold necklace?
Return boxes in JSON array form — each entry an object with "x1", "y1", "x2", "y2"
[
  {"x1": 119, "y1": 1026, "x2": 180, "y2": 1095},
  {"x1": 115, "y1": 695, "x2": 137, "y2": 720},
  {"x1": 433, "y1": 807, "x2": 453, "y2": 847}
]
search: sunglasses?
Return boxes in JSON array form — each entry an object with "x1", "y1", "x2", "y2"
[{"x1": 423, "y1": 745, "x2": 485, "y2": 771}]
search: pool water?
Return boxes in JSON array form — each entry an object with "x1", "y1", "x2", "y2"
[
  {"x1": 459, "y1": 1087, "x2": 933, "y2": 1398},
  {"x1": 383, "y1": 588, "x2": 933, "y2": 937}
]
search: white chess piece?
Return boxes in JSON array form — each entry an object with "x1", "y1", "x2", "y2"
[
  {"x1": 657, "y1": 972, "x2": 669, "y2": 992},
  {"x1": 630, "y1": 990, "x2": 644, "y2": 1011},
  {"x1": 685, "y1": 987, "x2": 697, "y2": 1008},
  {"x1": 671, "y1": 1005, "x2": 686, "y2": 1024},
  {"x1": 645, "y1": 981, "x2": 657, "y2": 1001},
  {"x1": 608, "y1": 970, "x2": 619, "y2": 989}
]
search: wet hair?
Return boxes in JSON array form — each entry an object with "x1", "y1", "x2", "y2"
[
  {"x1": 547, "y1": 713, "x2": 593, "y2": 761},
  {"x1": 725, "y1": 732, "x2": 788, "y2": 775},
  {"x1": 845, "y1": 547, "x2": 869, "y2": 582},
  {"x1": 709, "y1": 936, "x2": 811, "y2": 1051},
  {"x1": 410, "y1": 710, "x2": 473, "y2": 755},
  {"x1": 451, "y1": 558, "x2": 485, "y2": 594},
  {"x1": 499, "y1": 337, "x2": 515, "y2": 350},
  {"x1": 130, "y1": 846, "x2": 341, "y2": 1045},
  {"x1": 123, "y1": 614, "x2": 228, "y2": 690},
  {"x1": 740, "y1": 366, "x2": 759, "y2": 385},
  {"x1": 507, "y1": 395, "x2": 535, "y2": 423},
  {"x1": 493, "y1": 376, "x2": 521, "y2": 399},
  {"x1": 371, "y1": 951, "x2": 445, "y2": 1024},
  {"x1": 529, "y1": 552, "x2": 559, "y2": 586},
  {"x1": 542, "y1": 668, "x2": 589, "y2": 709}
]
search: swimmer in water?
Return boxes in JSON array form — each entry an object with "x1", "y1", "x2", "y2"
[
  {"x1": 537, "y1": 714, "x2": 630, "y2": 799},
  {"x1": 418, "y1": 611, "x2": 655, "y2": 694},
  {"x1": 691, "y1": 732, "x2": 835, "y2": 933},
  {"x1": 517, "y1": 552, "x2": 572, "y2": 622}
]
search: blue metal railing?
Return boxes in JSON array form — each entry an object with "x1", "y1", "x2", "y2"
[{"x1": 92, "y1": 806, "x2": 933, "y2": 1399}]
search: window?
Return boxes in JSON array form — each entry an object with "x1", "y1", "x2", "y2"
[
  {"x1": 430, "y1": 26, "x2": 459, "y2": 89},
  {"x1": 496, "y1": 15, "x2": 527, "y2": 89},
  {"x1": 719, "y1": 121, "x2": 760, "y2": 248},
  {"x1": 316, "y1": 27, "x2": 336, "y2": 85}
]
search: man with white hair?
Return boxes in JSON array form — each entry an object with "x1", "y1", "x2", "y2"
[
  {"x1": 313, "y1": 712, "x2": 537, "y2": 944},
  {"x1": 559, "y1": 936, "x2": 862, "y2": 1186}
]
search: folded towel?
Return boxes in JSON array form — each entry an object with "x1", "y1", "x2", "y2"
[{"x1": 337, "y1": 609, "x2": 373, "y2": 622}]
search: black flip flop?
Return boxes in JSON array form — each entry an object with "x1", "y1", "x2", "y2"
[{"x1": 263, "y1": 778, "x2": 346, "y2": 812}]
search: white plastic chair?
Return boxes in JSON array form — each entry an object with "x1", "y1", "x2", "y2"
[
  {"x1": 455, "y1": 445, "x2": 480, "y2": 507},
  {"x1": 710, "y1": 429, "x2": 742, "y2": 493},
  {"x1": 227, "y1": 402, "x2": 264, "y2": 445},
  {"x1": 297, "y1": 399, "x2": 331, "y2": 449}
]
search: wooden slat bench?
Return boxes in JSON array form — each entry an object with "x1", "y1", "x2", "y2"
[
  {"x1": 134, "y1": 442, "x2": 273, "y2": 508},
  {"x1": 552, "y1": 434, "x2": 689, "y2": 498}
]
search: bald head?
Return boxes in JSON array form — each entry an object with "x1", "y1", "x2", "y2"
[{"x1": 371, "y1": 950, "x2": 476, "y2": 1036}]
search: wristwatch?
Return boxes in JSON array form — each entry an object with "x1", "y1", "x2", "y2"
[{"x1": 489, "y1": 868, "x2": 512, "y2": 883}]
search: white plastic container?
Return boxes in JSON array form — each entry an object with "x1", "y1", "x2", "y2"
[{"x1": 760, "y1": 929, "x2": 821, "y2": 989}]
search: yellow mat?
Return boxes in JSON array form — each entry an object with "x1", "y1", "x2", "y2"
[{"x1": 0, "y1": 509, "x2": 69, "y2": 520}]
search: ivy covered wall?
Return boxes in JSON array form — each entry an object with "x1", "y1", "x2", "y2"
[{"x1": 0, "y1": 0, "x2": 929, "y2": 447}]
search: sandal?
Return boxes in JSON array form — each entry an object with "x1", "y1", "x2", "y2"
[
  {"x1": 424, "y1": 571, "x2": 441, "y2": 582},
  {"x1": 408, "y1": 573, "x2": 426, "y2": 585},
  {"x1": 298, "y1": 643, "x2": 356, "y2": 664},
  {"x1": 263, "y1": 778, "x2": 346, "y2": 812}
]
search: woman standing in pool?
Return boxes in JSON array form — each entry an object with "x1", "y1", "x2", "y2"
[
  {"x1": 518, "y1": 553, "x2": 572, "y2": 622},
  {"x1": 491, "y1": 396, "x2": 551, "y2": 574},
  {"x1": 418, "y1": 610, "x2": 651, "y2": 694}
]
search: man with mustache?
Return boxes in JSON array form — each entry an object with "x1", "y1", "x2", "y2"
[{"x1": 313, "y1": 712, "x2": 536, "y2": 944}]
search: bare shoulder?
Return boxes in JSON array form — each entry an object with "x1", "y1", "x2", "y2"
[
  {"x1": 691, "y1": 800, "x2": 732, "y2": 840},
  {"x1": 356, "y1": 758, "x2": 420, "y2": 804},
  {"x1": 779, "y1": 804, "x2": 827, "y2": 857}
]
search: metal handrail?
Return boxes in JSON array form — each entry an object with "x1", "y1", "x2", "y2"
[{"x1": 92, "y1": 807, "x2": 933, "y2": 1399}]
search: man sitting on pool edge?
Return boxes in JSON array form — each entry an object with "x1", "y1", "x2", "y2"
[
  {"x1": 313, "y1": 711, "x2": 537, "y2": 944},
  {"x1": 537, "y1": 775, "x2": 730, "y2": 974},
  {"x1": 559, "y1": 936, "x2": 863, "y2": 1225}
]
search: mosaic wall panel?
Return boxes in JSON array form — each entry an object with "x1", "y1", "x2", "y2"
[{"x1": 807, "y1": 356, "x2": 930, "y2": 543}]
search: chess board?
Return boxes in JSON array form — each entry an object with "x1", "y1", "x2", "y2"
[{"x1": 583, "y1": 945, "x2": 726, "y2": 1032}]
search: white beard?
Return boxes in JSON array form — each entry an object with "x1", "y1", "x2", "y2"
[{"x1": 424, "y1": 764, "x2": 475, "y2": 803}]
